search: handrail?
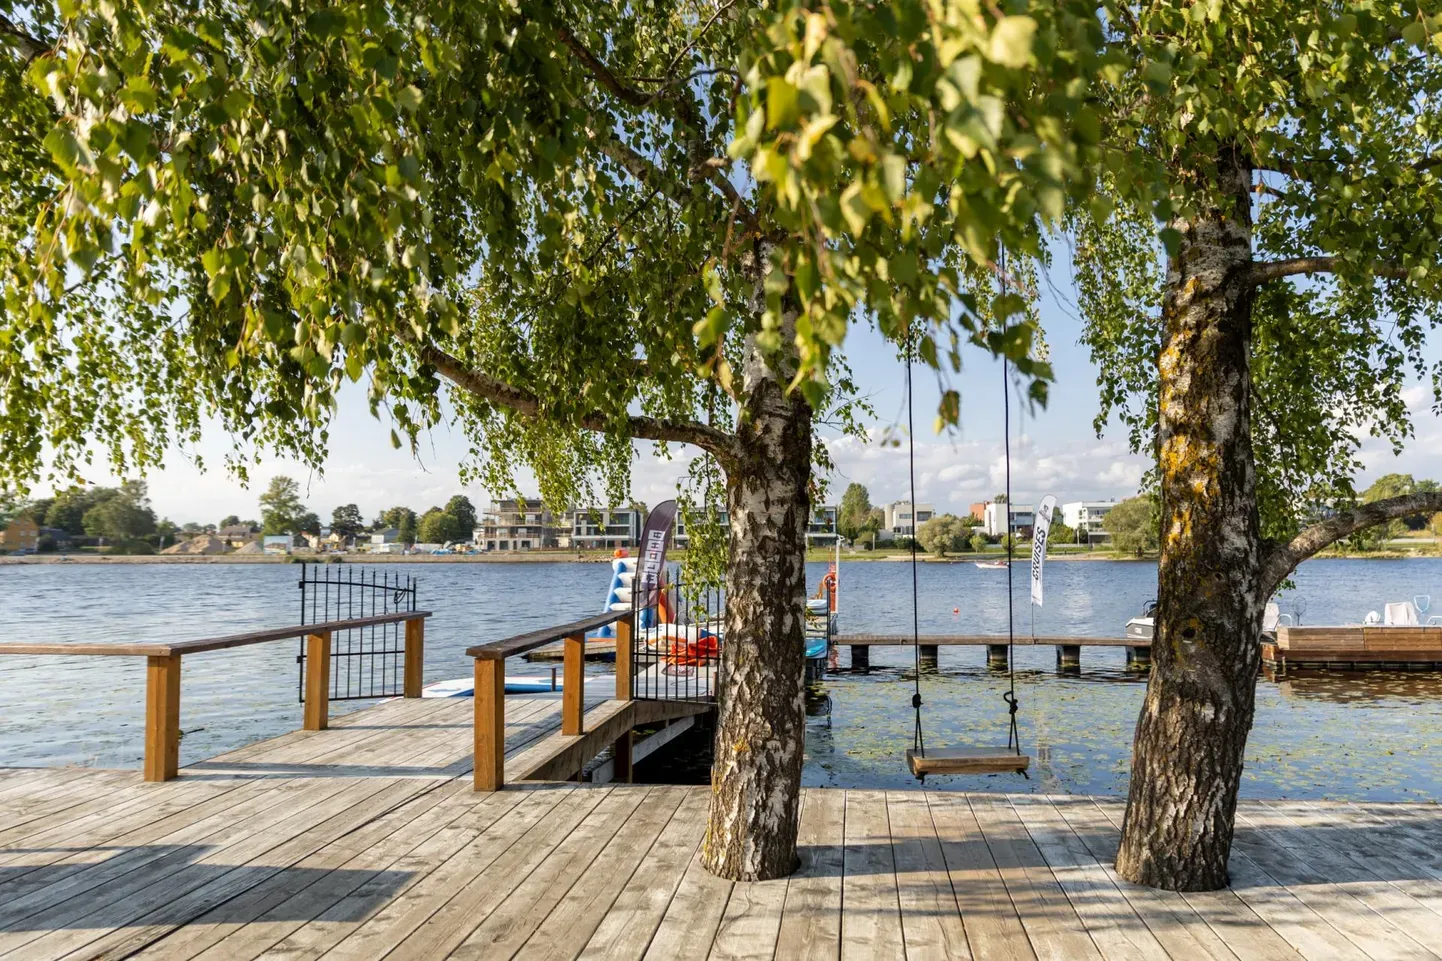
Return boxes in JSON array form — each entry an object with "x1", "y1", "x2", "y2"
[
  {"x1": 0, "y1": 610, "x2": 432, "y2": 782},
  {"x1": 469, "y1": 608, "x2": 636, "y2": 792},
  {"x1": 0, "y1": 610, "x2": 432, "y2": 658},
  {"x1": 466, "y1": 610, "x2": 626, "y2": 661}
]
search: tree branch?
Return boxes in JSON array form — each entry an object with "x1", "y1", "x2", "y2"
[
  {"x1": 557, "y1": 22, "x2": 759, "y2": 232},
  {"x1": 1259, "y1": 152, "x2": 1441, "y2": 184},
  {"x1": 1243, "y1": 256, "x2": 1409, "y2": 287},
  {"x1": 1260, "y1": 492, "x2": 1442, "y2": 596},
  {"x1": 420, "y1": 342, "x2": 739, "y2": 461},
  {"x1": 554, "y1": 24, "x2": 650, "y2": 108},
  {"x1": 0, "y1": 11, "x2": 49, "y2": 61}
]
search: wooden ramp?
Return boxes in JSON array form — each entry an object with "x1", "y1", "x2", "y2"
[{"x1": 5, "y1": 700, "x2": 1442, "y2": 959}]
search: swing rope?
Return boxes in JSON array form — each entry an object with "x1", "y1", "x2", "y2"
[
  {"x1": 907, "y1": 332, "x2": 925, "y2": 758},
  {"x1": 1001, "y1": 346, "x2": 1023, "y2": 757}
]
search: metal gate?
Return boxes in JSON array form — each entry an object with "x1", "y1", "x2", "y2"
[
  {"x1": 296, "y1": 563, "x2": 417, "y2": 702},
  {"x1": 630, "y1": 574, "x2": 722, "y2": 703}
]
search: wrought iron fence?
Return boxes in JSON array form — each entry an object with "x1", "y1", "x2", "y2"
[
  {"x1": 296, "y1": 563, "x2": 417, "y2": 702},
  {"x1": 630, "y1": 574, "x2": 722, "y2": 703}
]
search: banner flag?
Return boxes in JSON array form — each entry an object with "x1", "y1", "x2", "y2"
[
  {"x1": 1031, "y1": 495, "x2": 1058, "y2": 607},
  {"x1": 638, "y1": 500, "x2": 679, "y2": 607}
]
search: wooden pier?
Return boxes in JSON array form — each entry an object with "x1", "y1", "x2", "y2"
[
  {"x1": 5, "y1": 697, "x2": 1442, "y2": 960},
  {"x1": 1265, "y1": 625, "x2": 1442, "y2": 676},
  {"x1": 836, "y1": 633, "x2": 1154, "y2": 671}
]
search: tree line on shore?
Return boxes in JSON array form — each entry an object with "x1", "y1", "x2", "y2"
[
  {"x1": 3, "y1": 0, "x2": 1439, "y2": 893},
  {"x1": 0, "y1": 476, "x2": 479, "y2": 552}
]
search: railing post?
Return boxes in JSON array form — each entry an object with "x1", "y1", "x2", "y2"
[
  {"x1": 404, "y1": 617, "x2": 425, "y2": 698},
  {"x1": 615, "y1": 614, "x2": 633, "y2": 702},
  {"x1": 474, "y1": 658, "x2": 505, "y2": 791},
  {"x1": 143, "y1": 654, "x2": 181, "y2": 782},
  {"x1": 612, "y1": 613, "x2": 634, "y2": 783},
  {"x1": 563, "y1": 632, "x2": 585, "y2": 736},
  {"x1": 303, "y1": 630, "x2": 332, "y2": 731}
]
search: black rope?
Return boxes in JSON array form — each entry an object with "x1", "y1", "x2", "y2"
[
  {"x1": 906, "y1": 332, "x2": 925, "y2": 759},
  {"x1": 1002, "y1": 344, "x2": 1023, "y2": 759}
]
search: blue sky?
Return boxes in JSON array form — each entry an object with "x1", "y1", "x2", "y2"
[{"x1": 54, "y1": 265, "x2": 1442, "y2": 527}]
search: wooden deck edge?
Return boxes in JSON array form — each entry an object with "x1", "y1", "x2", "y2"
[{"x1": 510, "y1": 698, "x2": 713, "y2": 783}]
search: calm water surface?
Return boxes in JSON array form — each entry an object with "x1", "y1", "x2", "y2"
[{"x1": 2, "y1": 557, "x2": 1440, "y2": 799}]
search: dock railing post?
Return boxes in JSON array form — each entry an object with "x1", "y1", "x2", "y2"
[
  {"x1": 615, "y1": 614, "x2": 634, "y2": 702},
  {"x1": 143, "y1": 653, "x2": 181, "y2": 782},
  {"x1": 403, "y1": 617, "x2": 424, "y2": 698},
  {"x1": 474, "y1": 658, "x2": 505, "y2": 791},
  {"x1": 612, "y1": 613, "x2": 634, "y2": 783},
  {"x1": 563, "y1": 632, "x2": 585, "y2": 736},
  {"x1": 303, "y1": 630, "x2": 332, "y2": 731}
]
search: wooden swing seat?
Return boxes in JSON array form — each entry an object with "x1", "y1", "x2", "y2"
[{"x1": 906, "y1": 747, "x2": 1030, "y2": 776}]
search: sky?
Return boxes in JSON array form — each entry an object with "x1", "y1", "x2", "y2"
[{"x1": 39, "y1": 265, "x2": 1442, "y2": 527}]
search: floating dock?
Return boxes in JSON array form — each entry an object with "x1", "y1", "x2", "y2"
[
  {"x1": 1265, "y1": 625, "x2": 1442, "y2": 676},
  {"x1": 5, "y1": 696, "x2": 1442, "y2": 960},
  {"x1": 836, "y1": 633, "x2": 1154, "y2": 671}
]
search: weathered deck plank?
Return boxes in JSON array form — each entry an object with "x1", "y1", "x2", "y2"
[{"x1": 3, "y1": 697, "x2": 1442, "y2": 961}]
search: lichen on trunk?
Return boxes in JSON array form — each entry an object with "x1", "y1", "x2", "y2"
[{"x1": 1115, "y1": 149, "x2": 1266, "y2": 891}]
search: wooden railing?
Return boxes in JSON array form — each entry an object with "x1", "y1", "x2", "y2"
[
  {"x1": 0, "y1": 611, "x2": 431, "y2": 782},
  {"x1": 465, "y1": 609, "x2": 633, "y2": 791}
]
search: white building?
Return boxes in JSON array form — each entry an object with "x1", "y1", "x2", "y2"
[
  {"x1": 883, "y1": 501, "x2": 935, "y2": 536},
  {"x1": 1060, "y1": 500, "x2": 1118, "y2": 545},
  {"x1": 564, "y1": 508, "x2": 643, "y2": 550},
  {"x1": 807, "y1": 505, "x2": 840, "y2": 547},
  {"x1": 982, "y1": 502, "x2": 1035, "y2": 538}
]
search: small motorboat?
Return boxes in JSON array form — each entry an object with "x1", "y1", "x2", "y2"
[
  {"x1": 1125, "y1": 599, "x2": 1156, "y2": 643},
  {"x1": 974, "y1": 560, "x2": 1009, "y2": 570},
  {"x1": 1125, "y1": 599, "x2": 1295, "y2": 641}
]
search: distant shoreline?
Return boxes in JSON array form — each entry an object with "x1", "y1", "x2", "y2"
[{"x1": 2, "y1": 547, "x2": 1437, "y2": 565}]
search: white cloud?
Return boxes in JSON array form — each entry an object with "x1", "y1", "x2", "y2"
[{"x1": 821, "y1": 430, "x2": 1150, "y2": 512}]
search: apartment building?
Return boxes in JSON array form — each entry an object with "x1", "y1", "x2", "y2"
[
  {"x1": 807, "y1": 505, "x2": 840, "y2": 547},
  {"x1": 982, "y1": 502, "x2": 1035, "y2": 538},
  {"x1": 564, "y1": 508, "x2": 643, "y2": 550},
  {"x1": 883, "y1": 501, "x2": 935, "y2": 536},
  {"x1": 1060, "y1": 500, "x2": 1117, "y2": 545},
  {"x1": 474, "y1": 498, "x2": 560, "y2": 551}
]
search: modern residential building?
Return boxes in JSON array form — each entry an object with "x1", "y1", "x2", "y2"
[
  {"x1": 1, "y1": 515, "x2": 39, "y2": 553},
  {"x1": 673, "y1": 508, "x2": 730, "y2": 547},
  {"x1": 883, "y1": 501, "x2": 935, "y2": 536},
  {"x1": 807, "y1": 505, "x2": 840, "y2": 547},
  {"x1": 564, "y1": 507, "x2": 644, "y2": 550},
  {"x1": 1060, "y1": 500, "x2": 1118, "y2": 545},
  {"x1": 475, "y1": 498, "x2": 560, "y2": 551},
  {"x1": 982, "y1": 502, "x2": 1035, "y2": 538}
]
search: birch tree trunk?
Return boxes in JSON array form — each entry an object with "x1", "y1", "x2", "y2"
[
  {"x1": 1115, "y1": 150, "x2": 1266, "y2": 891},
  {"x1": 702, "y1": 309, "x2": 812, "y2": 882}
]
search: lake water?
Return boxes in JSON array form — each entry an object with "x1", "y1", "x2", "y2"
[{"x1": 2, "y1": 557, "x2": 1441, "y2": 799}]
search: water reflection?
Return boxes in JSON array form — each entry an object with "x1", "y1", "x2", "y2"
[{"x1": 802, "y1": 662, "x2": 1442, "y2": 801}]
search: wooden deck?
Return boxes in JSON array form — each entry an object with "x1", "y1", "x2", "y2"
[{"x1": 5, "y1": 698, "x2": 1442, "y2": 960}]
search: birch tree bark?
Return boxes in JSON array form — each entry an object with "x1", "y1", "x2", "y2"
[
  {"x1": 703, "y1": 274, "x2": 812, "y2": 881},
  {"x1": 1115, "y1": 150, "x2": 1265, "y2": 891}
]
